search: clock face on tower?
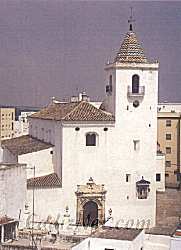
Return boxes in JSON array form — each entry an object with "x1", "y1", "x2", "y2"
[{"x1": 133, "y1": 100, "x2": 140, "y2": 108}]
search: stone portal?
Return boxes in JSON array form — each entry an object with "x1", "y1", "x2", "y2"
[{"x1": 75, "y1": 177, "x2": 106, "y2": 226}]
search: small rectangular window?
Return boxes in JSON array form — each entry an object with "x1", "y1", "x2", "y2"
[
  {"x1": 166, "y1": 147, "x2": 171, "y2": 154},
  {"x1": 165, "y1": 173, "x2": 169, "y2": 177},
  {"x1": 126, "y1": 174, "x2": 131, "y2": 183},
  {"x1": 166, "y1": 120, "x2": 171, "y2": 127},
  {"x1": 166, "y1": 133, "x2": 171, "y2": 140},
  {"x1": 156, "y1": 173, "x2": 161, "y2": 182},
  {"x1": 166, "y1": 161, "x2": 171, "y2": 167},
  {"x1": 133, "y1": 140, "x2": 140, "y2": 151}
]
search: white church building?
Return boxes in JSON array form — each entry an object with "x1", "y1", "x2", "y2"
[{"x1": 1, "y1": 22, "x2": 165, "y2": 229}]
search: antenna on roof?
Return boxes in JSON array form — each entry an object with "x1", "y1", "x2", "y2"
[{"x1": 128, "y1": 7, "x2": 135, "y2": 31}]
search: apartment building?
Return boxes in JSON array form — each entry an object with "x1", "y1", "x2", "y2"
[
  {"x1": 0, "y1": 108, "x2": 15, "y2": 140},
  {"x1": 157, "y1": 103, "x2": 181, "y2": 187}
]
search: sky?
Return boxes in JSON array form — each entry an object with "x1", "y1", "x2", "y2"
[{"x1": 0, "y1": 0, "x2": 180, "y2": 107}]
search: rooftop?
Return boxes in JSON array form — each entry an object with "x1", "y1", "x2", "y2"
[
  {"x1": 30, "y1": 101, "x2": 114, "y2": 122},
  {"x1": 157, "y1": 112, "x2": 181, "y2": 118},
  {"x1": 27, "y1": 173, "x2": 61, "y2": 189},
  {"x1": 0, "y1": 216, "x2": 16, "y2": 225},
  {"x1": 1, "y1": 135, "x2": 53, "y2": 155},
  {"x1": 92, "y1": 226, "x2": 142, "y2": 241},
  {"x1": 146, "y1": 225, "x2": 177, "y2": 236},
  {"x1": 114, "y1": 31, "x2": 148, "y2": 64},
  {"x1": 2, "y1": 237, "x2": 76, "y2": 250}
]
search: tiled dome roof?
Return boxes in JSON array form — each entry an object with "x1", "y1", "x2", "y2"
[{"x1": 114, "y1": 31, "x2": 148, "y2": 63}]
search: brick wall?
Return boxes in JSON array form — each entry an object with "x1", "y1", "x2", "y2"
[{"x1": 156, "y1": 188, "x2": 181, "y2": 226}]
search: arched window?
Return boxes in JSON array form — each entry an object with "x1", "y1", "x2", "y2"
[
  {"x1": 86, "y1": 133, "x2": 97, "y2": 146},
  {"x1": 132, "y1": 74, "x2": 139, "y2": 93}
]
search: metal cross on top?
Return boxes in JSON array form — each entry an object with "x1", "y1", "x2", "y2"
[{"x1": 128, "y1": 7, "x2": 135, "y2": 31}]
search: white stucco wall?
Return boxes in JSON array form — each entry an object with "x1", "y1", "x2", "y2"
[
  {"x1": 72, "y1": 230, "x2": 144, "y2": 250},
  {"x1": 28, "y1": 118, "x2": 61, "y2": 177},
  {"x1": 29, "y1": 118, "x2": 55, "y2": 145},
  {"x1": 144, "y1": 234, "x2": 170, "y2": 250},
  {"x1": 2, "y1": 148, "x2": 17, "y2": 163},
  {"x1": 26, "y1": 188, "x2": 64, "y2": 223},
  {"x1": 18, "y1": 147, "x2": 54, "y2": 178},
  {"x1": 72, "y1": 238, "x2": 132, "y2": 250},
  {"x1": 0, "y1": 163, "x2": 26, "y2": 220},
  {"x1": 156, "y1": 154, "x2": 165, "y2": 192},
  {"x1": 170, "y1": 237, "x2": 181, "y2": 250}
]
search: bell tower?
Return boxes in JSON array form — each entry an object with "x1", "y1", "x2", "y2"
[
  {"x1": 102, "y1": 14, "x2": 159, "y2": 227},
  {"x1": 104, "y1": 14, "x2": 159, "y2": 122}
]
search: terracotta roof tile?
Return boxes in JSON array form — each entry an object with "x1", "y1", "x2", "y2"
[
  {"x1": 27, "y1": 173, "x2": 61, "y2": 189},
  {"x1": 30, "y1": 101, "x2": 114, "y2": 122},
  {"x1": 0, "y1": 216, "x2": 15, "y2": 225},
  {"x1": 30, "y1": 102, "x2": 79, "y2": 121},
  {"x1": 92, "y1": 226, "x2": 142, "y2": 241},
  {"x1": 63, "y1": 101, "x2": 114, "y2": 121},
  {"x1": 115, "y1": 31, "x2": 148, "y2": 63},
  {"x1": 2, "y1": 135, "x2": 53, "y2": 155}
]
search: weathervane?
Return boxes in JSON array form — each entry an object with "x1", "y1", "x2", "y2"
[{"x1": 128, "y1": 7, "x2": 135, "y2": 31}]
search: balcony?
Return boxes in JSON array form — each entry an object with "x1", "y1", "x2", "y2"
[{"x1": 127, "y1": 85, "x2": 145, "y2": 97}]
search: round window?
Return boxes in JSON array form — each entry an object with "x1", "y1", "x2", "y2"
[{"x1": 133, "y1": 100, "x2": 140, "y2": 108}]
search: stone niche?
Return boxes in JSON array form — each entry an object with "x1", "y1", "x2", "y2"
[{"x1": 75, "y1": 177, "x2": 106, "y2": 226}]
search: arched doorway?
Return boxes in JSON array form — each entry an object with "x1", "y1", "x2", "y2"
[
  {"x1": 83, "y1": 201, "x2": 98, "y2": 227},
  {"x1": 75, "y1": 178, "x2": 106, "y2": 226}
]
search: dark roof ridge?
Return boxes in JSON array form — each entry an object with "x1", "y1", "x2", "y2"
[
  {"x1": 2, "y1": 135, "x2": 53, "y2": 155},
  {"x1": 62, "y1": 101, "x2": 83, "y2": 119},
  {"x1": 63, "y1": 101, "x2": 114, "y2": 121}
]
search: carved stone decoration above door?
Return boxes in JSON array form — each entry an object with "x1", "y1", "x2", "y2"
[{"x1": 75, "y1": 177, "x2": 107, "y2": 226}]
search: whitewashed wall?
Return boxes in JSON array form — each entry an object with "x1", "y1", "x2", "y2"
[
  {"x1": 29, "y1": 118, "x2": 56, "y2": 145},
  {"x1": 57, "y1": 119, "x2": 156, "y2": 228},
  {"x1": 156, "y1": 154, "x2": 165, "y2": 192},
  {"x1": 72, "y1": 238, "x2": 132, "y2": 250},
  {"x1": 72, "y1": 230, "x2": 144, "y2": 250},
  {"x1": 170, "y1": 237, "x2": 181, "y2": 250},
  {"x1": 144, "y1": 234, "x2": 170, "y2": 250},
  {"x1": 19, "y1": 148, "x2": 54, "y2": 178},
  {"x1": 25, "y1": 119, "x2": 162, "y2": 228},
  {"x1": 26, "y1": 188, "x2": 64, "y2": 223},
  {"x1": 2, "y1": 148, "x2": 17, "y2": 163},
  {"x1": 0, "y1": 163, "x2": 26, "y2": 220}
]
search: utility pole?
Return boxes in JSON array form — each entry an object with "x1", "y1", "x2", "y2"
[{"x1": 26, "y1": 166, "x2": 37, "y2": 250}]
